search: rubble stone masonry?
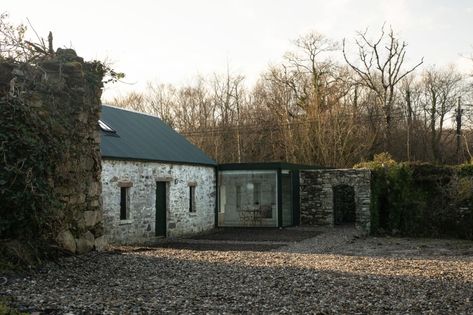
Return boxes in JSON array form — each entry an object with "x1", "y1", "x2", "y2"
[
  {"x1": 299, "y1": 169, "x2": 371, "y2": 233},
  {"x1": 102, "y1": 160, "x2": 216, "y2": 243}
]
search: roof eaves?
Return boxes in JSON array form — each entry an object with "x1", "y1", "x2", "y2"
[{"x1": 102, "y1": 155, "x2": 217, "y2": 167}]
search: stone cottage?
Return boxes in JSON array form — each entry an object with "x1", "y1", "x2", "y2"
[{"x1": 99, "y1": 105, "x2": 217, "y2": 243}]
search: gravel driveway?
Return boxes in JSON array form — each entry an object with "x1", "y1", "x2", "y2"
[{"x1": 2, "y1": 227, "x2": 473, "y2": 314}]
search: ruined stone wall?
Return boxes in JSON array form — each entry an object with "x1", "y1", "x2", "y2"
[
  {"x1": 0, "y1": 49, "x2": 104, "y2": 253},
  {"x1": 102, "y1": 159, "x2": 216, "y2": 243},
  {"x1": 300, "y1": 169, "x2": 371, "y2": 233}
]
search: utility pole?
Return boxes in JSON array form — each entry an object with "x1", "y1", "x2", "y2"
[
  {"x1": 406, "y1": 88, "x2": 412, "y2": 162},
  {"x1": 455, "y1": 96, "x2": 463, "y2": 162}
]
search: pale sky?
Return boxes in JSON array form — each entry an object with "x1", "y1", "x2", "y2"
[{"x1": 4, "y1": 0, "x2": 473, "y2": 99}]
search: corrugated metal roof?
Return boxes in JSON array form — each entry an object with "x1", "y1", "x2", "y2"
[{"x1": 100, "y1": 105, "x2": 216, "y2": 166}]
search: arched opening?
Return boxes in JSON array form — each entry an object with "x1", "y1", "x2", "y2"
[{"x1": 333, "y1": 184, "x2": 356, "y2": 225}]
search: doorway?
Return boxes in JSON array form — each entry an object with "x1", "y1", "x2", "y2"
[
  {"x1": 156, "y1": 181, "x2": 167, "y2": 237},
  {"x1": 333, "y1": 184, "x2": 356, "y2": 225}
]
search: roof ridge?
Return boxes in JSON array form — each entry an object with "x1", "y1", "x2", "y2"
[{"x1": 102, "y1": 104, "x2": 165, "y2": 120}]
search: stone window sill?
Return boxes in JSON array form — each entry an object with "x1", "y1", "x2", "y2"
[
  {"x1": 119, "y1": 219, "x2": 133, "y2": 225},
  {"x1": 189, "y1": 213, "x2": 197, "y2": 217}
]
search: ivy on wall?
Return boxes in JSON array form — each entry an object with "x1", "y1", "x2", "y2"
[
  {"x1": 357, "y1": 154, "x2": 473, "y2": 239},
  {"x1": 0, "y1": 49, "x2": 115, "y2": 266},
  {"x1": 0, "y1": 95, "x2": 61, "y2": 239}
]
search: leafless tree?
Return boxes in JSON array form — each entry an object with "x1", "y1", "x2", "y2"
[
  {"x1": 105, "y1": 28, "x2": 473, "y2": 166},
  {"x1": 420, "y1": 66, "x2": 464, "y2": 162},
  {"x1": 398, "y1": 75, "x2": 424, "y2": 160},
  {"x1": 109, "y1": 91, "x2": 147, "y2": 112},
  {"x1": 343, "y1": 25, "x2": 423, "y2": 152},
  {"x1": 284, "y1": 32, "x2": 339, "y2": 110},
  {"x1": 144, "y1": 82, "x2": 177, "y2": 127}
]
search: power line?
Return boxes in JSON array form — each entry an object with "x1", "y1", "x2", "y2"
[
  {"x1": 179, "y1": 102, "x2": 473, "y2": 137},
  {"x1": 179, "y1": 109, "x2": 410, "y2": 137}
]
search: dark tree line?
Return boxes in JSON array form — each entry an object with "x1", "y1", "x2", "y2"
[{"x1": 110, "y1": 26, "x2": 473, "y2": 167}]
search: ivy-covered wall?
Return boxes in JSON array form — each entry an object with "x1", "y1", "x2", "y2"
[
  {"x1": 359, "y1": 157, "x2": 473, "y2": 239},
  {"x1": 0, "y1": 49, "x2": 105, "y2": 255}
]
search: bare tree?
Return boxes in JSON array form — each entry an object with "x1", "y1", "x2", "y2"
[
  {"x1": 101, "y1": 27, "x2": 473, "y2": 166},
  {"x1": 209, "y1": 71, "x2": 247, "y2": 162},
  {"x1": 420, "y1": 66, "x2": 464, "y2": 162},
  {"x1": 398, "y1": 75, "x2": 424, "y2": 161},
  {"x1": 145, "y1": 82, "x2": 177, "y2": 127},
  {"x1": 255, "y1": 68, "x2": 298, "y2": 162},
  {"x1": 253, "y1": 32, "x2": 375, "y2": 166},
  {"x1": 108, "y1": 91, "x2": 147, "y2": 112},
  {"x1": 284, "y1": 32, "x2": 339, "y2": 110},
  {"x1": 343, "y1": 25, "x2": 423, "y2": 152}
]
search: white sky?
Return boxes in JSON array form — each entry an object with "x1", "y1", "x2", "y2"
[{"x1": 4, "y1": 0, "x2": 473, "y2": 99}]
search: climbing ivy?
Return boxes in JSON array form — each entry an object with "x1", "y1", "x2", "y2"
[
  {"x1": 0, "y1": 96, "x2": 60, "y2": 240},
  {"x1": 361, "y1": 155, "x2": 473, "y2": 239},
  {"x1": 0, "y1": 51, "x2": 113, "y2": 268}
]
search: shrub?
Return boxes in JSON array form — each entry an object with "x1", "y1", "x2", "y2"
[
  {"x1": 354, "y1": 152, "x2": 397, "y2": 169},
  {"x1": 365, "y1": 161, "x2": 473, "y2": 239}
]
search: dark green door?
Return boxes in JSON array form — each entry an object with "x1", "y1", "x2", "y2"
[{"x1": 156, "y1": 182, "x2": 167, "y2": 237}]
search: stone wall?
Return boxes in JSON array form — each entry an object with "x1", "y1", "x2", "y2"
[
  {"x1": 0, "y1": 49, "x2": 104, "y2": 254},
  {"x1": 300, "y1": 169, "x2": 371, "y2": 232},
  {"x1": 102, "y1": 159, "x2": 216, "y2": 243}
]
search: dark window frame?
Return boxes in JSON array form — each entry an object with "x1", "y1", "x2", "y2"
[
  {"x1": 189, "y1": 185, "x2": 196, "y2": 213},
  {"x1": 120, "y1": 187, "x2": 130, "y2": 220},
  {"x1": 235, "y1": 184, "x2": 242, "y2": 210}
]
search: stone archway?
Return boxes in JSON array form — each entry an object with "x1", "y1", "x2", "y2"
[{"x1": 299, "y1": 169, "x2": 371, "y2": 233}]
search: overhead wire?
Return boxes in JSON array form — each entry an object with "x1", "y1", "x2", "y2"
[{"x1": 179, "y1": 109, "x2": 412, "y2": 137}]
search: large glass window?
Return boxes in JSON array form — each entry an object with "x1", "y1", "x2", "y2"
[{"x1": 218, "y1": 171, "x2": 277, "y2": 227}]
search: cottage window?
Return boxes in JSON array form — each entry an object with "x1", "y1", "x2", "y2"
[
  {"x1": 120, "y1": 187, "x2": 130, "y2": 220},
  {"x1": 189, "y1": 185, "x2": 196, "y2": 212}
]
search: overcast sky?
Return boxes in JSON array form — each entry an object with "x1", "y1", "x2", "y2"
[{"x1": 4, "y1": 0, "x2": 473, "y2": 99}]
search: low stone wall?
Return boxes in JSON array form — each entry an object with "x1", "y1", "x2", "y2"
[
  {"x1": 300, "y1": 169, "x2": 371, "y2": 232},
  {"x1": 102, "y1": 159, "x2": 216, "y2": 243}
]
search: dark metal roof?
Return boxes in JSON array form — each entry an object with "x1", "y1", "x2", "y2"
[{"x1": 100, "y1": 105, "x2": 216, "y2": 166}]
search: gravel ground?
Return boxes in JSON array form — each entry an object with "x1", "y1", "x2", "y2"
[
  {"x1": 191, "y1": 227, "x2": 322, "y2": 242},
  {"x1": 1, "y1": 227, "x2": 473, "y2": 314}
]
